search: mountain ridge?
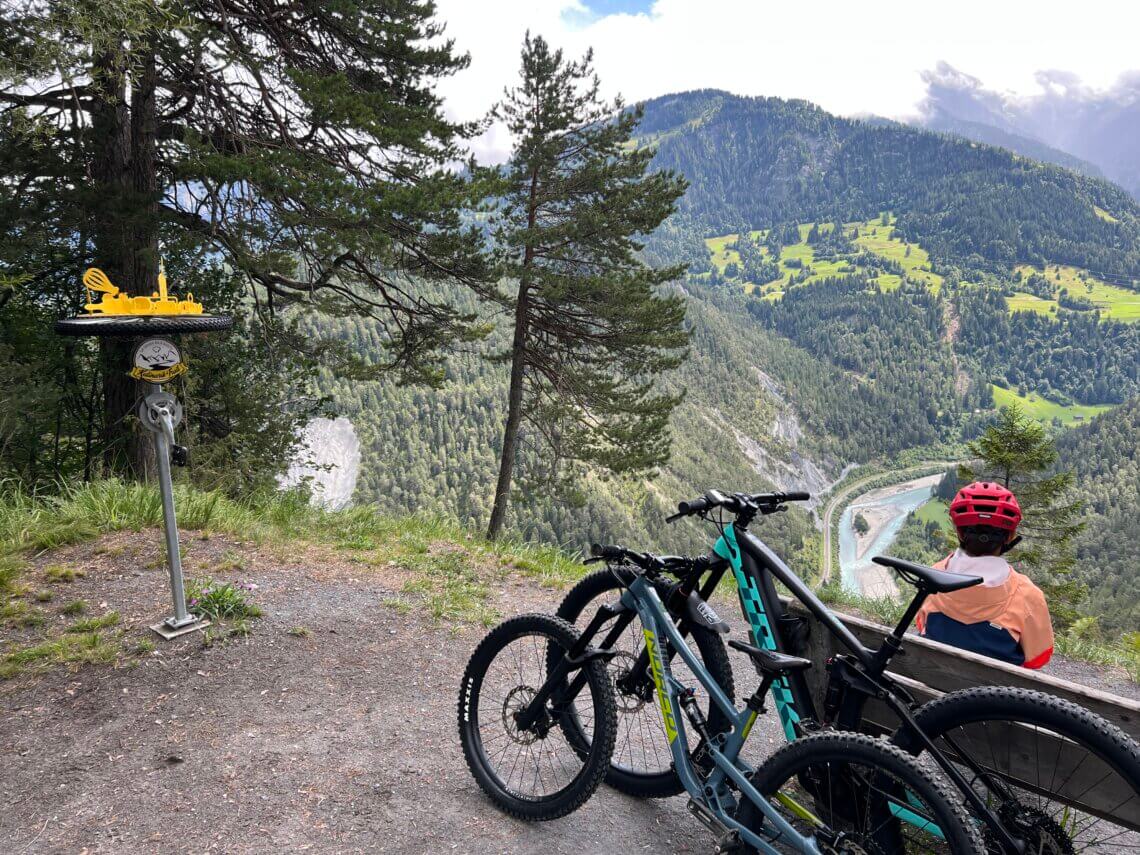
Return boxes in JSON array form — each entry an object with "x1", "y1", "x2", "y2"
[{"x1": 636, "y1": 89, "x2": 1140, "y2": 277}]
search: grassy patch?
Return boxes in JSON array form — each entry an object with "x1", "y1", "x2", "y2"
[
  {"x1": 816, "y1": 580, "x2": 907, "y2": 627},
  {"x1": 187, "y1": 578, "x2": 262, "y2": 622},
  {"x1": 44, "y1": 564, "x2": 85, "y2": 583},
  {"x1": 0, "y1": 631, "x2": 120, "y2": 679},
  {"x1": 2, "y1": 600, "x2": 46, "y2": 628},
  {"x1": 851, "y1": 216, "x2": 943, "y2": 293},
  {"x1": 705, "y1": 214, "x2": 943, "y2": 297},
  {"x1": 0, "y1": 480, "x2": 591, "y2": 662},
  {"x1": 913, "y1": 499, "x2": 951, "y2": 531},
  {"x1": 1093, "y1": 205, "x2": 1119, "y2": 224},
  {"x1": 1012, "y1": 264, "x2": 1140, "y2": 322},
  {"x1": 401, "y1": 549, "x2": 498, "y2": 628},
  {"x1": 65, "y1": 611, "x2": 120, "y2": 633},
  {"x1": 991, "y1": 385, "x2": 1113, "y2": 426},
  {"x1": 1005, "y1": 291, "x2": 1058, "y2": 316}
]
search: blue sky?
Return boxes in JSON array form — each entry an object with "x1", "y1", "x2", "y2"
[{"x1": 578, "y1": 0, "x2": 654, "y2": 14}]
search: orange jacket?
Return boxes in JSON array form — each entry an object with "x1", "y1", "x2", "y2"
[{"x1": 915, "y1": 554, "x2": 1054, "y2": 669}]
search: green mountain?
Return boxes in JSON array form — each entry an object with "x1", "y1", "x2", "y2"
[
  {"x1": 1056, "y1": 398, "x2": 1140, "y2": 634},
  {"x1": 309, "y1": 90, "x2": 1137, "y2": 627},
  {"x1": 638, "y1": 90, "x2": 1140, "y2": 277}
]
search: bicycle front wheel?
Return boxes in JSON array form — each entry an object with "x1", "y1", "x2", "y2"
[
  {"x1": 457, "y1": 614, "x2": 617, "y2": 821},
  {"x1": 896, "y1": 685, "x2": 1140, "y2": 853},
  {"x1": 738, "y1": 731, "x2": 984, "y2": 853}
]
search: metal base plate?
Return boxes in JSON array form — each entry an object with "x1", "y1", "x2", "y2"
[{"x1": 150, "y1": 617, "x2": 211, "y2": 640}]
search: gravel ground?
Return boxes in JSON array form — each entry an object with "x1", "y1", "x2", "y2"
[
  {"x1": 1, "y1": 531, "x2": 1134, "y2": 854},
  {"x1": 0, "y1": 532, "x2": 756, "y2": 854}
]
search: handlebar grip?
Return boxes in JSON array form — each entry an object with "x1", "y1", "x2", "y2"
[
  {"x1": 782, "y1": 491, "x2": 810, "y2": 502},
  {"x1": 590, "y1": 543, "x2": 630, "y2": 561},
  {"x1": 677, "y1": 496, "x2": 713, "y2": 516}
]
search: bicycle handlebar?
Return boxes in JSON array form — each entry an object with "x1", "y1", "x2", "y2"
[
  {"x1": 666, "y1": 489, "x2": 810, "y2": 523},
  {"x1": 586, "y1": 543, "x2": 714, "y2": 577}
]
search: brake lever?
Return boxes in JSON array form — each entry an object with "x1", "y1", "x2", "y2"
[
  {"x1": 583, "y1": 556, "x2": 604, "y2": 564},
  {"x1": 664, "y1": 511, "x2": 684, "y2": 524}
]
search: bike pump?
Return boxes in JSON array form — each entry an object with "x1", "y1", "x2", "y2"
[{"x1": 55, "y1": 265, "x2": 233, "y2": 639}]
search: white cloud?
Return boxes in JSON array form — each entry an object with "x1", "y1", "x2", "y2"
[{"x1": 434, "y1": 0, "x2": 1140, "y2": 162}]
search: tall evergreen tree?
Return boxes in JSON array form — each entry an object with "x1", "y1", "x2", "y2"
[
  {"x1": 1, "y1": 0, "x2": 488, "y2": 478},
  {"x1": 482, "y1": 34, "x2": 688, "y2": 539},
  {"x1": 959, "y1": 403, "x2": 1086, "y2": 627}
]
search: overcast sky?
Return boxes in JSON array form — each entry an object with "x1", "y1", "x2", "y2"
[{"x1": 434, "y1": 0, "x2": 1140, "y2": 162}]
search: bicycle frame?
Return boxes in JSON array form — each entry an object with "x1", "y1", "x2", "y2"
[
  {"x1": 621, "y1": 571, "x2": 826, "y2": 854},
  {"x1": 716, "y1": 520, "x2": 1027, "y2": 853}
]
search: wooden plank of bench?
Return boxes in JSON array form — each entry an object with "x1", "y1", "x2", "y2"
[
  {"x1": 786, "y1": 600, "x2": 1140, "y2": 741},
  {"x1": 783, "y1": 599, "x2": 1140, "y2": 830}
]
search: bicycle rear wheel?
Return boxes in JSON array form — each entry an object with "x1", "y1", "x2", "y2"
[
  {"x1": 457, "y1": 614, "x2": 617, "y2": 821},
  {"x1": 738, "y1": 731, "x2": 984, "y2": 853},
  {"x1": 555, "y1": 568, "x2": 735, "y2": 797},
  {"x1": 895, "y1": 686, "x2": 1140, "y2": 854}
]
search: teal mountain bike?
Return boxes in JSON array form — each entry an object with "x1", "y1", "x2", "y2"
[{"x1": 459, "y1": 542, "x2": 984, "y2": 853}]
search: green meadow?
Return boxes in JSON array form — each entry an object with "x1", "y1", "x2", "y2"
[
  {"x1": 914, "y1": 498, "x2": 951, "y2": 531},
  {"x1": 1011, "y1": 264, "x2": 1140, "y2": 322},
  {"x1": 703, "y1": 215, "x2": 943, "y2": 296},
  {"x1": 991, "y1": 385, "x2": 1113, "y2": 426}
]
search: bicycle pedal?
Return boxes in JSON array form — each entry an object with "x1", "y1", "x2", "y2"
[
  {"x1": 687, "y1": 798, "x2": 729, "y2": 835},
  {"x1": 714, "y1": 830, "x2": 743, "y2": 853}
]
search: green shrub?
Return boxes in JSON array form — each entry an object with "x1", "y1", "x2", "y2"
[{"x1": 187, "y1": 578, "x2": 262, "y2": 622}]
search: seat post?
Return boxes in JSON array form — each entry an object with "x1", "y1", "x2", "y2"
[{"x1": 871, "y1": 588, "x2": 930, "y2": 672}]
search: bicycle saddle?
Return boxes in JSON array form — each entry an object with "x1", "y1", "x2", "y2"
[
  {"x1": 728, "y1": 639, "x2": 812, "y2": 675},
  {"x1": 872, "y1": 555, "x2": 982, "y2": 594}
]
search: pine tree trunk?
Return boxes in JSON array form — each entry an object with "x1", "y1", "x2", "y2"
[
  {"x1": 486, "y1": 163, "x2": 541, "y2": 540},
  {"x1": 486, "y1": 282, "x2": 529, "y2": 540},
  {"x1": 91, "y1": 44, "x2": 159, "y2": 480}
]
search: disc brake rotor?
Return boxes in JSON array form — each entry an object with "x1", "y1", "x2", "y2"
[
  {"x1": 609, "y1": 650, "x2": 649, "y2": 713},
  {"x1": 502, "y1": 685, "x2": 540, "y2": 745}
]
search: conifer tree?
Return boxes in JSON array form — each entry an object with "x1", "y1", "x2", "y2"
[
  {"x1": 483, "y1": 34, "x2": 688, "y2": 539},
  {"x1": 959, "y1": 403, "x2": 1086, "y2": 626},
  {"x1": 1, "y1": 0, "x2": 488, "y2": 477}
]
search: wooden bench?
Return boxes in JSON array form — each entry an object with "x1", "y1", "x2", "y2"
[{"x1": 785, "y1": 600, "x2": 1140, "y2": 832}]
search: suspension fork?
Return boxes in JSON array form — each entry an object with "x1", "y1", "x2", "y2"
[{"x1": 514, "y1": 602, "x2": 620, "y2": 731}]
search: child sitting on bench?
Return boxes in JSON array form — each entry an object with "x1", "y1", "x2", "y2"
[{"x1": 916, "y1": 481, "x2": 1054, "y2": 669}]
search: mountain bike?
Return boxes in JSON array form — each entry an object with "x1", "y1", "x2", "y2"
[
  {"x1": 555, "y1": 489, "x2": 1140, "y2": 854},
  {"x1": 458, "y1": 547, "x2": 984, "y2": 853}
]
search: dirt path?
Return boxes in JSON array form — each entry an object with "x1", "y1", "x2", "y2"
[
  {"x1": 0, "y1": 532, "x2": 745, "y2": 854},
  {"x1": 4, "y1": 530, "x2": 1136, "y2": 854}
]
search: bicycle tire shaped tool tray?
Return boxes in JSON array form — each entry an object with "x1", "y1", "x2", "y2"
[
  {"x1": 55, "y1": 265, "x2": 232, "y2": 639},
  {"x1": 55, "y1": 265, "x2": 232, "y2": 337}
]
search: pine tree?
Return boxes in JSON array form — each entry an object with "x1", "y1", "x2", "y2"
[
  {"x1": 1, "y1": 0, "x2": 488, "y2": 478},
  {"x1": 482, "y1": 34, "x2": 688, "y2": 539},
  {"x1": 959, "y1": 403, "x2": 1086, "y2": 627}
]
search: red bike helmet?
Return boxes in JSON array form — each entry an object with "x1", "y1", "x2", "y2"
[{"x1": 949, "y1": 481, "x2": 1022, "y2": 531}]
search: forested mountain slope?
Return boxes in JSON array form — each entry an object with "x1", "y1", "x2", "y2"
[
  {"x1": 305, "y1": 89, "x2": 1137, "y2": 598},
  {"x1": 639, "y1": 90, "x2": 1140, "y2": 276},
  {"x1": 303, "y1": 283, "x2": 849, "y2": 558},
  {"x1": 919, "y1": 111, "x2": 1106, "y2": 180},
  {"x1": 1056, "y1": 398, "x2": 1140, "y2": 633}
]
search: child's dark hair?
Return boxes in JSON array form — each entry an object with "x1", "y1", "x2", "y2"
[{"x1": 957, "y1": 525, "x2": 1009, "y2": 557}]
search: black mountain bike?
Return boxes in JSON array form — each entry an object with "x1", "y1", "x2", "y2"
[{"x1": 556, "y1": 489, "x2": 1140, "y2": 854}]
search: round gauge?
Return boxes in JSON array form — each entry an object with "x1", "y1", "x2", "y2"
[{"x1": 133, "y1": 338, "x2": 182, "y2": 372}]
